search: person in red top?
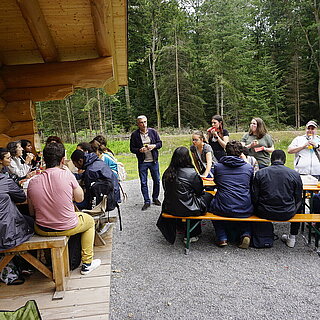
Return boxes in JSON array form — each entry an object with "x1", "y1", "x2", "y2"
[{"x1": 27, "y1": 143, "x2": 100, "y2": 275}]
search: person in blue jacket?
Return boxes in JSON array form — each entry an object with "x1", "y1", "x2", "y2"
[
  {"x1": 130, "y1": 115, "x2": 162, "y2": 211},
  {"x1": 209, "y1": 140, "x2": 254, "y2": 249},
  {"x1": 71, "y1": 150, "x2": 120, "y2": 210}
]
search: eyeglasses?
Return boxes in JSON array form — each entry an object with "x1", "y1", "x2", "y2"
[
  {"x1": 307, "y1": 127, "x2": 316, "y2": 130},
  {"x1": 192, "y1": 138, "x2": 200, "y2": 141}
]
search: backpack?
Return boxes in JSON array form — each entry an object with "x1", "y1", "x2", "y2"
[
  {"x1": 87, "y1": 178, "x2": 122, "y2": 230},
  {"x1": 117, "y1": 162, "x2": 127, "y2": 182},
  {"x1": 250, "y1": 222, "x2": 275, "y2": 248}
]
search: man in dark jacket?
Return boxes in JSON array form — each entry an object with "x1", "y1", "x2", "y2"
[
  {"x1": 71, "y1": 150, "x2": 120, "y2": 210},
  {"x1": 209, "y1": 140, "x2": 254, "y2": 248},
  {"x1": 0, "y1": 173, "x2": 33, "y2": 251},
  {"x1": 130, "y1": 115, "x2": 162, "y2": 210},
  {"x1": 252, "y1": 150, "x2": 303, "y2": 248}
]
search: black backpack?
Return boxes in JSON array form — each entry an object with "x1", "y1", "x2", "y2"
[
  {"x1": 89, "y1": 178, "x2": 122, "y2": 230},
  {"x1": 250, "y1": 222, "x2": 275, "y2": 248}
]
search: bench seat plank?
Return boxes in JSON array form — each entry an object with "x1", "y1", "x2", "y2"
[{"x1": 162, "y1": 213, "x2": 320, "y2": 222}]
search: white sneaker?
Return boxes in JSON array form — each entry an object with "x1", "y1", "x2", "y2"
[
  {"x1": 80, "y1": 259, "x2": 101, "y2": 275},
  {"x1": 281, "y1": 234, "x2": 296, "y2": 248},
  {"x1": 183, "y1": 236, "x2": 199, "y2": 244}
]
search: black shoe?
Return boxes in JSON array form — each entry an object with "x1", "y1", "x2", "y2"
[
  {"x1": 142, "y1": 203, "x2": 151, "y2": 211},
  {"x1": 153, "y1": 199, "x2": 161, "y2": 206}
]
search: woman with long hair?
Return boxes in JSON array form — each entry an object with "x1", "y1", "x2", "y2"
[
  {"x1": 190, "y1": 130, "x2": 216, "y2": 177},
  {"x1": 157, "y1": 147, "x2": 213, "y2": 244},
  {"x1": 207, "y1": 115, "x2": 229, "y2": 161},
  {"x1": 90, "y1": 135, "x2": 119, "y2": 178},
  {"x1": 241, "y1": 117, "x2": 274, "y2": 169}
]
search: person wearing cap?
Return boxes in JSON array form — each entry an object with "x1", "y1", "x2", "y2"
[{"x1": 288, "y1": 120, "x2": 320, "y2": 178}]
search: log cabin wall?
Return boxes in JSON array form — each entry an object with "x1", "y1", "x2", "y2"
[{"x1": 0, "y1": 0, "x2": 128, "y2": 151}]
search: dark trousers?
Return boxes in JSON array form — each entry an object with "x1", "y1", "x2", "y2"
[{"x1": 138, "y1": 161, "x2": 160, "y2": 204}]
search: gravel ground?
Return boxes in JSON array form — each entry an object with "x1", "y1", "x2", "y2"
[{"x1": 110, "y1": 179, "x2": 320, "y2": 320}]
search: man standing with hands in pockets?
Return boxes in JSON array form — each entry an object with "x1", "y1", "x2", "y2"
[{"x1": 130, "y1": 115, "x2": 162, "y2": 211}]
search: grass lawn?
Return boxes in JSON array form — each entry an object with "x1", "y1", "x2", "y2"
[{"x1": 64, "y1": 130, "x2": 302, "y2": 180}]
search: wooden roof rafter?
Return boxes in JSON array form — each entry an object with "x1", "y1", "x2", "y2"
[{"x1": 17, "y1": 0, "x2": 59, "y2": 63}]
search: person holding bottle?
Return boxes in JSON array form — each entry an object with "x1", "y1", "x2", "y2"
[
  {"x1": 207, "y1": 115, "x2": 229, "y2": 161},
  {"x1": 288, "y1": 120, "x2": 320, "y2": 179},
  {"x1": 241, "y1": 117, "x2": 274, "y2": 169}
]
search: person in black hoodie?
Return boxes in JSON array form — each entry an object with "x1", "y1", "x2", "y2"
[
  {"x1": 157, "y1": 147, "x2": 213, "y2": 244},
  {"x1": 71, "y1": 150, "x2": 120, "y2": 210},
  {"x1": 209, "y1": 140, "x2": 254, "y2": 248},
  {"x1": 252, "y1": 150, "x2": 303, "y2": 248}
]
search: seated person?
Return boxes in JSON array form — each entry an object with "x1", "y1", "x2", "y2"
[
  {"x1": 241, "y1": 146, "x2": 259, "y2": 174},
  {"x1": 71, "y1": 149, "x2": 120, "y2": 210},
  {"x1": 77, "y1": 142, "x2": 94, "y2": 153},
  {"x1": 0, "y1": 165, "x2": 33, "y2": 251},
  {"x1": 7, "y1": 141, "x2": 33, "y2": 178},
  {"x1": 90, "y1": 136, "x2": 119, "y2": 179},
  {"x1": 20, "y1": 139, "x2": 41, "y2": 170},
  {"x1": 190, "y1": 131, "x2": 216, "y2": 178},
  {"x1": 252, "y1": 150, "x2": 303, "y2": 248},
  {"x1": 209, "y1": 140, "x2": 254, "y2": 248},
  {"x1": 157, "y1": 147, "x2": 213, "y2": 244},
  {"x1": 27, "y1": 143, "x2": 101, "y2": 275}
]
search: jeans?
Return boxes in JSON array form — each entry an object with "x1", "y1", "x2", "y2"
[
  {"x1": 138, "y1": 161, "x2": 160, "y2": 204},
  {"x1": 213, "y1": 221, "x2": 251, "y2": 242},
  {"x1": 34, "y1": 212, "x2": 95, "y2": 264}
]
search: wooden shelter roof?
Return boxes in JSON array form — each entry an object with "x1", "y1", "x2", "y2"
[{"x1": 0, "y1": 0, "x2": 128, "y2": 100}]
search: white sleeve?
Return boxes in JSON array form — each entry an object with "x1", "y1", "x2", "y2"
[{"x1": 8, "y1": 157, "x2": 31, "y2": 177}]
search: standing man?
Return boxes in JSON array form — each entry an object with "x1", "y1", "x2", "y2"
[
  {"x1": 130, "y1": 115, "x2": 162, "y2": 210},
  {"x1": 252, "y1": 150, "x2": 303, "y2": 248},
  {"x1": 288, "y1": 120, "x2": 320, "y2": 178}
]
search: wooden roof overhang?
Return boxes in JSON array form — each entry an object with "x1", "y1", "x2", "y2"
[{"x1": 0, "y1": 0, "x2": 127, "y2": 148}]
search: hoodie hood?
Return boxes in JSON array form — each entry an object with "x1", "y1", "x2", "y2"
[
  {"x1": 84, "y1": 153, "x2": 100, "y2": 168},
  {"x1": 219, "y1": 156, "x2": 247, "y2": 168}
]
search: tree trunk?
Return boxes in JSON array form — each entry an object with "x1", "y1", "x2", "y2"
[
  {"x1": 58, "y1": 101, "x2": 64, "y2": 140},
  {"x1": 151, "y1": 18, "x2": 161, "y2": 129},
  {"x1": 97, "y1": 88, "x2": 103, "y2": 134},
  {"x1": 65, "y1": 99, "x2": 73, "y2": 143},
  {"x1": 68, "y1": 97, "x2": 77, "y2": 143},
  {"x1": 215, "y1": 76, "x2": 220, "y2": 115},
  {"x1": 86, "y1": 89, "x2": 93, "y2": 137},
  {"x1": 124, "y1": 85, "x2": 131, "y2": 115},
  {"x1": 175, "y1": 28, "x2": 181, "y2": 129},
  {"x1": 220, "y1": 78, "x2": 224, "y2": 116}
]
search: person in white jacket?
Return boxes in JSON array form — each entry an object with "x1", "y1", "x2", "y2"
[
  {"x1": 7, "y1": 141, "x2": 33, "y2": 178},
  {"x1": 288, "y1": 120, "x2": 320, "y2": 179}
]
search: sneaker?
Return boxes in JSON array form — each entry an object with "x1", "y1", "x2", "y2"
[
  {"x1": 216, "y1": 240, "x2": 228, "y2": 247},
  {"x1": 239, "y1": 236, "x2": 250, "y2": 249},
  {"x1": 80, "y1": 259, "x2": 101, "y2": 275},
  {"x1": 141, "y1": 203, "x2": 150, "y2": 211},
  {"x1": 153, "y1": 199, "x2": 161, "y2": 206},
  {"x1": 281, "y1": 234, "x2": 296, "y2": 248},
  {"x1": 183, "y1": 236, "x2": 199, "y2": 244}
]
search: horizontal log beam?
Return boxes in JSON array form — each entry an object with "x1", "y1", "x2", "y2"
[
  {"x1": 104, "y1": 78, "x2": 119, "y2": 95},
  {"x1": 1, "y1": 57, "x2": 114, "y2": 89},
  {"x1": 0, "y1": 113, "x2": 11, "y2": 134},
  {"x1": 0, "y1": 134, "x2": 11, "y2": 147},
  {"x1": 0, "y1": 98, "x2": 6, "y2": 111},
  {"x1": 2, "y1": 85, "x2": 74, "y2": 102},
  {"x1": 6, "y1": 120, "x2": 37, "y2": 137},
  {"x1": 0, "y1": 77, "x2": 5, "y2": 94},
  {"x1": 17, "y1": 0, "x2": 59, "y2": 63},
  {"x1": 4, "y1": 100, "x2": 35, "y2": 122}
]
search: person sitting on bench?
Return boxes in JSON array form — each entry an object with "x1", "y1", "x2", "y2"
[
  {"x1": 209, "y1": 140, "x2": 254, "y2": 249},
  {"x1": 27, "y1": 143, "x2": 101, "y2": 275},
  {"x1": 252, "y1": 149, "x2": 303, "y2": 248},
  {"x1": 157, "y1": 147, "x2": 213, "y2": 244},
  {"x1": 70, "y1": 149, "x2": 120, "y2": 210}
]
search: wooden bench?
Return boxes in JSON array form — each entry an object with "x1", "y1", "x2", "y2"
[
  {"x1": 161, "y1": 212, "x2": 320, "y2": 254},
  {"x1": 0, "y1": 235, "x2": 69, "y2": 300}
]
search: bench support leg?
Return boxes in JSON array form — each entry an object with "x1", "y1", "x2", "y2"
[
  {"x1": 0, "y1": 255, "x2": 15, "y2": 272},
  {"x1": 20, "y1": 252, "x2": 53, "y2": 279},
  {"x1": 51, "y1": 247, "x2": 67, "y2": 300}
]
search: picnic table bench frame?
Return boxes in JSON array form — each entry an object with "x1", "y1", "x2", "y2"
[
  {"x1": 161, "y1": 212, "x2": 320, "y2": 255},
  {"x1": 0, "y1": 235, "x2": 69, "y2": 300}
]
